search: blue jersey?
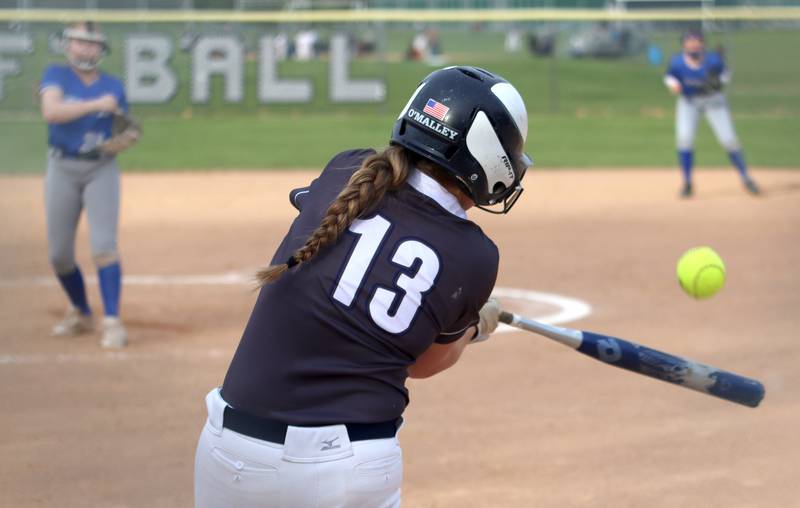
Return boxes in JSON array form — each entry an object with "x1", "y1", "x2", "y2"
[
  {"x1": 665, "y1": 52, "x2": 726, "y2": 98},
  {"x1": 40, "y1": 64, "x2": 128, "y2": 155}
]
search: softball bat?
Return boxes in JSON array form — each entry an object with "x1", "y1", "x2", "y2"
[{"x1": 499, "y1": 311, "x2": 764, "y2": 408}]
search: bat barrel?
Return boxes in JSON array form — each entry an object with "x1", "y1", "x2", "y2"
[
  {"x1": 705, "y1": 371, "x2": 765, "y2": 408},
  {"x1": 498, "y1": 311, "x2": 765, "y2": 408},
  {"x1": 579, "y1": 331, "x2": 765, "y2": 408}
]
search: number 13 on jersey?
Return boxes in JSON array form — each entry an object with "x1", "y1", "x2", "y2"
[{"x1": 332, "y1": 215, "x2": 441, "y2": 334}]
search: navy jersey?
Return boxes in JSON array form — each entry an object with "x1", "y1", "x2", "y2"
[
  {"x1": 222, "y1": 149, "x2": 499, "y2": 425},
  {"x1": 40, "y1": 64, "x2": 128, "y2": 154},
  {"x1": 665, "y1": 52, "x2": 727, "y2": 98}
]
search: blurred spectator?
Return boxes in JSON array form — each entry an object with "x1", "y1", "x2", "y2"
[
  {"x1": 426, "y1": 29, "x2": 443, "y2": 62},
  {"x1": 273, "y1": 32, "x2": 289, "y2": 61},
  {"x1": 295, "y1": 29, "x2": 317, "y2": 61},
  {"x1": 406, "y1": 28, "x2": 444, "y2": 65},
  {"x1": 354, "y1": 33, "x2": 377, "y2": 57},
  {"x1": 567, "y1": 22, "x2": 640, "y2": 59},
  {"x1": 407, "y1": 30, "x2": 429, "y2": 61},
  {"x1": 528, "y1": 32, "x2": 555, "y2": 57},
  {"x1": 505, "y1": 28, "x2": 523, "y2": 53}
]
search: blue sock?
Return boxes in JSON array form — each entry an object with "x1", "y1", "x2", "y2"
[
  {"x1": 678, "y1": 150, "x2": 694, "y2": 184},
  {"x1": 728, "y1": 151, "x2": 751, "y2": 181},
  {"x1": 98, "y1": 262, "x2": 122, "y2": 317},
  {"x1": 57, "y1": 267, "x2": 91, "y2": 315}
]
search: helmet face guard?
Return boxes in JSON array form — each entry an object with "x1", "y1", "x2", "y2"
[
  {"x1": 391, "y1": 66, "x2": 533, "y2": 214},
  {"x1": 62, "y1": 23, "x2": 109, "y2": 71},
  {"x1": 474, "y1": 157, "x2": 530, "y2": 214}
]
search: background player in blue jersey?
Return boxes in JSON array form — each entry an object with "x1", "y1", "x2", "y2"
[
  {"x1": 194, "y1": 66, "x2": 531, "y2": 507},
  {"x1": 664, "y1": 30, "x2": 760, "y2": 197},
  {"x1": 39, "y1": 22, "x2": 139, "y2": 348}
]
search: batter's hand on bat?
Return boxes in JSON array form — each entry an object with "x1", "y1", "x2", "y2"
[{"x1": 470, "y1": 298, "x2": 501, "y2": 344}]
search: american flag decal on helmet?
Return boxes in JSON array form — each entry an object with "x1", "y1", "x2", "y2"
[{"x1": 423, "y1": 98, "x2": 449, "y2": 120}]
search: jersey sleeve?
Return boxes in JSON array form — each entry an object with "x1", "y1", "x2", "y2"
[
  {"x1": 434, "y1": 239, "x2": 499, "y2": 344},
  {"x1": 39, "y1": 65, "x2": 63, "y2": 94},
  {"x1": 271, "y1": 149, "x2": 375, "y2": 265},
  {"x1": 664, "y1": 55, "x2": 680, "y2": 79},
  {"x1": 289, "y1": 186, "x2": 312, "y2": 211},
  {"x1": 287, "y1": 148, "x2": 376, "y2": 213}
]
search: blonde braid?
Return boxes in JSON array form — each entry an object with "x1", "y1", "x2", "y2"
[{"x1": 256, "y1": 146, "x2": 412, "y2": 286}]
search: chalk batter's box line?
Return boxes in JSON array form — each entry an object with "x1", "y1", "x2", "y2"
[
  {"x1": 0, "y1": 275, "x2": 591, "y2": 327},
  {"x1": 0, "y1": 276, "x2": 592, "y2": 364}
]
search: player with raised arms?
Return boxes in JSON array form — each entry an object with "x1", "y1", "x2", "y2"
[
  {"x1": 194, "y1": 66, "x2": 532, "y2": 507},
  {"x1": 664, "y1": 30, "x2": 760, "y2": 197},
  {"x1": 39, "y1": 22, "x2": 139, "y2": 348}
]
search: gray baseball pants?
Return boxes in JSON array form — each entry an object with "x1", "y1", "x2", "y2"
[
  {"x1": 676, "y1": 92, "x2": 741, "y2": 152},
  {"x1": 45, "y1": 152, "x2": 120, "y2": 275}
]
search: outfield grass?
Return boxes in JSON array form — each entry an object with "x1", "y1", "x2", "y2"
[
  {"x1": 6, "y1": 113, "x2": 796, "y2": 172},
  {"x1": 1, "y1": 27, "x2": 798, "y2": 172}
]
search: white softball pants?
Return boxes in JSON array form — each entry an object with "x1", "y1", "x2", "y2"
[
  {"x1": 676, "y1": 93, "x2": 741, "y2": 152},
  {"x1": 194, "y1": 388, "x2": 403, "y2": 508}
]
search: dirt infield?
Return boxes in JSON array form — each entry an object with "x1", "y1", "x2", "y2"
[{"x1": 1, "y1": 169, "x2": 798, "y2": 507}]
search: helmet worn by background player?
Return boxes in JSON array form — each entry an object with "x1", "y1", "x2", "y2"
[
  {"x1": 391, "y1": 66, "x2": 533, "y2": 214},
  {"x1": 681, "y1": 28, "x2": 705, "y2": 43},
  {"x1": 62, "y1": 21, "x2": 109, "y2": 71}
]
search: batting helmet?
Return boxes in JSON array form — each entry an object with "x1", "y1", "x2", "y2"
[
  {"x1": 62, "y1": 21, "x2": 109, "y2": 71},
  {"x1": 391, "y1": 66, "x2": 532, "y2": 214}
]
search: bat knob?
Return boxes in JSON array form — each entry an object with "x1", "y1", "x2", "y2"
[{"x1": 499, "y1": 311, "x2": 515, "y2": 324}]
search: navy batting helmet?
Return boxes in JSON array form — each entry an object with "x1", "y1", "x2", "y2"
[{"x1": 391, "y1": 66, "x2": 532, "y2": 214}]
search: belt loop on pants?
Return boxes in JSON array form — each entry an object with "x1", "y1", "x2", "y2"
[{"x1": 222, "y1": 406, "x2": 400, "y2": 444}]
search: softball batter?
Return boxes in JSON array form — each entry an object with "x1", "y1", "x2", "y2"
[
  {"x1": 664, "y1": 30, "x2": 760, "y2": 197},
  {"x1": 194, "y1": 66, "x2": 532, "y2": 507},
  {"x1": 39, "y1": 22, "x2": 138, "y2": 348}
]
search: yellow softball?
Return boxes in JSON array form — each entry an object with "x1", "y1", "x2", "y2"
[{"x1": 676, "y1": 247, "x2": 726, "y2": 299}]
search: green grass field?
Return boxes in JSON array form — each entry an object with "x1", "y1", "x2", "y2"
[{"x1": 1, "y1": 26, "x2": 798, "y2": 172}]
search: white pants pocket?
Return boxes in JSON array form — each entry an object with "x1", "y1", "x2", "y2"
[
  {"x1": 209, "y1": 446, "x2": 279, "y2": 492},
  {"x1": 348, "y1": 441, "x2": 403, "y2": 507},
  {"x1": 195, "y1": 424, "x2": 281, "y2": 507}
]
